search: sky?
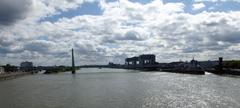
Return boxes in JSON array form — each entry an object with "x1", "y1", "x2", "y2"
[{"x1": 0, "y1": 0, "x2": 240, "y2": 66}]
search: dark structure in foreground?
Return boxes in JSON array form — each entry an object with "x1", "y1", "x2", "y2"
[
  {"x1": 124, "y1": 55, "x2": 205, "y2": 74},
  {"x1": 43, "y1": 52, "x2": 240, "y2": 76},
  {"x1": 162, "y1": 58, "x2": 205, "y2": 75},
  {"x1": 206, "y1": 57, "x2": 240, "y2": 75}
]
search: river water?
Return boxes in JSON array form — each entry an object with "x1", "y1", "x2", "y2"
[{"x1": 0, "y1": 68, "x2": 240, "y2": 108}]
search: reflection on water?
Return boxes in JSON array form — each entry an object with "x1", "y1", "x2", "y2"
[{"x1": 0, "y1": 68, "x2": 240, "y2": 108}]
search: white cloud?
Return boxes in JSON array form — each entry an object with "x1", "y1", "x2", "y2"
[
  {"x1": 194, "y1": 0, "x2": 240, "y2": 3},
  {"x1": 1, "y1": 0, "x2": 240, "y2": 66},
  {"x1": 192, "y1": 3, "x2": 206, "y2": 10}
]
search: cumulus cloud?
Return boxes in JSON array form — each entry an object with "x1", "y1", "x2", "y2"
[
  {"x1": 23, "y1": 40, "x2": 55, "y2": 54},
  {"x1": 0, "y1": 0, "x2": 32, "y2": 25},
  {"x1": 192, "y1": 3, "x2": 205, "y2": 10},
  {"x1": 1, "y1": 0, "x2": 240, "y2": 65}
]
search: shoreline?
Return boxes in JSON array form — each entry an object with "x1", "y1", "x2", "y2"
[{"x1": 0, "y1": 72, "x2": 32, "y2": 81}]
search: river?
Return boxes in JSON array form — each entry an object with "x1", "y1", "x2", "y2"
[{"x1": 0, "y1": 68, "x2": 240, "y2": 108}]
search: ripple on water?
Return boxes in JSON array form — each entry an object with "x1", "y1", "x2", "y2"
[{"x1": 1, "y1": 69, "x2": 240, "y2": 108}]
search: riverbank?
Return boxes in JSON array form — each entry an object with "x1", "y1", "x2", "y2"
[
  {"x1": 206, "y1": 69, "x2": 240, "y2": 75},
  {"x1": 44, "y1": 67, "x2": 80, "y2": 74},
  {"x1": 0, "y1": 72, "x2": 32, "y2": 81}
]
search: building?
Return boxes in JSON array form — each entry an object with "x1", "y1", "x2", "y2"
[
  {"x1": 125, "y1": 54, "x2": 157, "y2": 69},
  {"x1": 139, "y1": 54, "x2": 156, "y2": 65},
  {"x1": 20, "y1": 61, "x2": 33, "y2": 72},
  {"x1": 0, "y1": 67, "x2": 4, "y2": 74},
  {"x1": 125, "y1": 57, "x2": 139, "y2": 65}
]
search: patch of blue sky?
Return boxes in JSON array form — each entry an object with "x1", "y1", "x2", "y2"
[
  {"x1": 37, "y1": 35, "x2": 49, "y2": 40},
  {"x1": 106, "y1": 0, "x2": 118, "y2": 3},
  {"x1": 164, "y1": 0, "x2": 240, "y2": 14},
  {"x1": 40, "y1": 1, "x2": 103, "y2": 23},
  {"x1": 70, "y1": 26, "x2": 91, "y2": 32},
  {"x1": 39, "y1": 0, "x2": 240, "y2": 23},
  {"x1": 129, "y1": 0, "x2": 155, "y2": 4},
  {"x1": 163, "y1": 0, "x2": 191, "y2": 3},
  {"x1": 105, "y1": 43, "x2": 120, "y2": 48},
  {"x1": 205, "y1": 1, "x2": 240, "y2": 12},
  {"x1": 127, "y1": 0, "x2": 192, "y2": 13},
  {"x1": 134, "y1": 0, "x2": 240, "y2": 13}
]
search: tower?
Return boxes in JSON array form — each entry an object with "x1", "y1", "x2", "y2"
[
  {"x1": 218, "y1": 57, "x2": 223, "y2": 71},
  {"x1": 72, "y1": 48, "x2": 75, "y2": 74}
]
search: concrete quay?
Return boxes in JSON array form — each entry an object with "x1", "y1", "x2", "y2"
[{"x1": 0, "y1": 72, "x2": 32, "y2": 81}]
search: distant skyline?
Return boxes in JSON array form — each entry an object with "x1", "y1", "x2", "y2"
[{"x1": 0, "y1": 0, "x2": 240, "y2": 66}]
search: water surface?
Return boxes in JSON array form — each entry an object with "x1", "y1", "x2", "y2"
[{"x1": 0, "y1": 68, "x2": 240, "y2": 108}]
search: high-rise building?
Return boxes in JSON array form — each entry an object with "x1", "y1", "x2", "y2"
[{"x1": 20, "y1": 61, "x2": 33, "y2": 72}]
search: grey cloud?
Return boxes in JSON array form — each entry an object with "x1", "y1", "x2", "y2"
[
  {"x1": 67, "y1": 0, "x2": 76, "y2": 2},
  {"x1": 23, "y1": 40, "x2": 70, "y2": 59},
  {"x1": 102, "y1": 38, "x2": 116, "y2": 44},
  {"x1": 0, "y1": 38, "x2": 13, "y2": 47},
  {"x1": 23, "y1": 40, "x2": 54, "y2": 54},
  {"x1": 0, "y1": 0, "x2": 32, "y2": 25},
  {"x1": 0, "y1": 47, "x2": 22, "y2": 54},
  {"x1": 211, "y1": 32, "x2": 240, "y2": 43},
  {"x1": 0, "y1": 37, "x2": 24, "y2": 54},
  {"x1": 154, "y1": 12, "x2": 240, "y2": 55},
  {"x1": 101, "y1": 30, "x2": 144, "y2": 44},
  {"x1": 115, "y1": 31, "x2": 144, "y2": 41},
  {"x1": 2, "y1": 0, "x2": 240, "y2": 65}
]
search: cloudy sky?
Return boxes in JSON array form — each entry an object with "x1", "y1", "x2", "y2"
[{"x1": 0, "y1": 0, "x2": 240, "y2": 66}]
